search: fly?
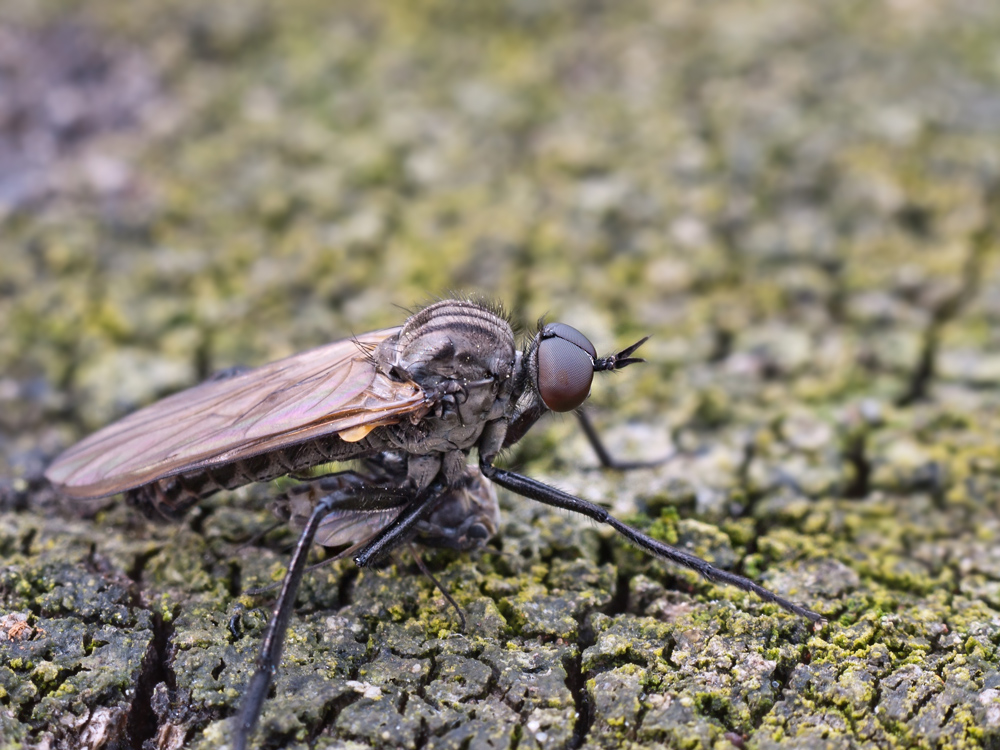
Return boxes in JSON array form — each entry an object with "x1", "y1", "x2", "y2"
[{"x1": 45, "y1": 298, "x2": 824, "y2": 749}]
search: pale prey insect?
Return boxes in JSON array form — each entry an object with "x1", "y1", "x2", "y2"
[{"x1": 45, "y1": 298, "x2": 823, "y2": 749}]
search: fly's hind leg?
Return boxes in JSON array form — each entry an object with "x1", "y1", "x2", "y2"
[
  {"x1": 234, "y1": 474, "x2": 428, "y2": 750},
  {"x1": 236, "y1": 460, "x2": 493, "y2": 749},
  {"x1": 409, "y1": 543, "x2": 466, "y2": 632}
]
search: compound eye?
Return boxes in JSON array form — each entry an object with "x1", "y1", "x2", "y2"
[
  {"x1": 544, "y1": 322, "x2": 597, "y2": 358},
  {"x1": 537, "y1": 328, "x2": 595, "y2": 412}
]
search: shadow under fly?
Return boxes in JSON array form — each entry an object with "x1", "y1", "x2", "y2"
[{"x1": 45, "y1": 298, "x2": 825, "y2": 749}]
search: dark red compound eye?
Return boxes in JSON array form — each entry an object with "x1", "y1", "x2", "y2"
[{"x1": 536, "y1": 323, "x2": 596, "y2": 412}]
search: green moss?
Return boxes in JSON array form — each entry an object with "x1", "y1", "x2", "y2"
[{"x1": 3, "y1": 0, "x2": 1000, "y2": 746}]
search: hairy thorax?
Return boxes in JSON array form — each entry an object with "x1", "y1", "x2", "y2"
[{"x1": 375, "y1": 299, "x2": 518, "y2": 456}]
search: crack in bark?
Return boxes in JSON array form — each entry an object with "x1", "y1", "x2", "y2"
[
  {"x1": 842, "y1": 428, "x2": 871, "y2": 499},
  {"x1": 124, "y1": 610, "x2": 174, "y2": 749},
  {"x1": 896, "y1": 223, "x2": 994, "y2": 407},
  {"x1": 566, "y1": 638, "x2": 594, "y2": 749}
]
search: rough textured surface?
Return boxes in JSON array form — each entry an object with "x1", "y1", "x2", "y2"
[{"x1": 2, "y1": 0, "x2": 999, "y2": 748}]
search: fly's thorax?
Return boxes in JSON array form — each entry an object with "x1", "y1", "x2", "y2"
[{"x1": 376, "y1": 300, "x2": 518, "y2": 450}]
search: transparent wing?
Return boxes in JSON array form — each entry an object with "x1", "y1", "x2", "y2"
[
  {"x1": 315, "y1": 507, "x2": 404, "y2": 548},
  {"x1": 303, "y1": 467, "x2": 497, "y2": 548},
  {"x1": 45, "y1": 327, "x2": 423, "y2": 499}
]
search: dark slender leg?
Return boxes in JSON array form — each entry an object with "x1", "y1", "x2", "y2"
[
  {"x1": 235, "y1": 519, "x2": 284, "y2": 552},
  {"x1": 502, "y1": 400, "x2": 548, "y2": 450},
  {"x1": 409, "y1": 543, "x2": 466, "y2": 632},
  {"x1": 242, "y1": 541, "x2": 367, "y2": 596},
  {"x1": 292, "y1": 468, "x2": 399, "y2": 495},
  {"x1": 480, "y1": 460, "x2": 825, "y2": 623},
  {"x1": 233, "y1": 482, "x2": 415, "y2": 750},
  {"x1": 353, "y1": 486, "x2": 443, "y2": 567},
  {"x1": 576, "y1": 410, "x2": 672, "y2": 470},
  {"x1": 287, "y1": 470, "x2": 339, "y2": 482},
  {"x1": 271, "y1": 470, "x2": 414, "y2": 550},
  {"x1": 233, "y1": 491, "x2": 336, "y2": 750},
  {"x1": 287, "y1": 457, "x2": 403, "y2": 484}
]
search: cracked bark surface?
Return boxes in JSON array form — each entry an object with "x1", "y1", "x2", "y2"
[{"x1": 2, "y1": 0, "x2": 1000, "y2": 748}]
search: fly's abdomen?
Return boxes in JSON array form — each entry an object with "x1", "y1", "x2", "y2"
[{"x1": 125, "y1": 432, "x2": 379, "y2": 518}]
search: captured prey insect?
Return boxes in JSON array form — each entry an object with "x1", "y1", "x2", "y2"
[{"x1": 46, "y1": 298, "x2": 824, "y2": 749}]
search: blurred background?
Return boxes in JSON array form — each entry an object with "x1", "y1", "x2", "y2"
[
  {"x1": 1, "y1": 0, "x2": 999, "y2": 748},
  {"x1": 3, "y1": 0, "x2": 997, "y2": 438}
]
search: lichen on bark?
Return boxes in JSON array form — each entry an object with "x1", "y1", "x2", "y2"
[{"x1": 2, "y1": 0, "x2": 1000, "y2": 748}]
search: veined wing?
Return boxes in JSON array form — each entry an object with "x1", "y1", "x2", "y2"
[
  {"x1": 315, "y1": 507, "x2": 404, "y2": 548},
  {"x1": 45, "y1": 327, "x2": 423, "y2": 499}
]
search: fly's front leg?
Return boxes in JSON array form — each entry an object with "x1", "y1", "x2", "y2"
[
  {"x1": 477, "y1": 448, "x2": 824, "y2": 623},
  {"x1": 576, "y1": 409, "x2": 692, "y2": 471}
]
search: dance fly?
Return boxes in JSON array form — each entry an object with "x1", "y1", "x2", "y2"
[{"x1": 45, "y1": 298, "x2": 824, "y2": 749}]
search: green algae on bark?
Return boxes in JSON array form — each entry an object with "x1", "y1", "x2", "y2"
[{"x1": 2, "y1": 0, "x2": 1000, "y2": 747}]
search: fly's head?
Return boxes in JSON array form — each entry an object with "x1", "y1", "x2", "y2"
[
  {"x1": 525, "y1": 322, "x2": 648, "y2": 413},
  {"x1": 378, "y1": 299, "x2": 518, "y2": 427}
]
